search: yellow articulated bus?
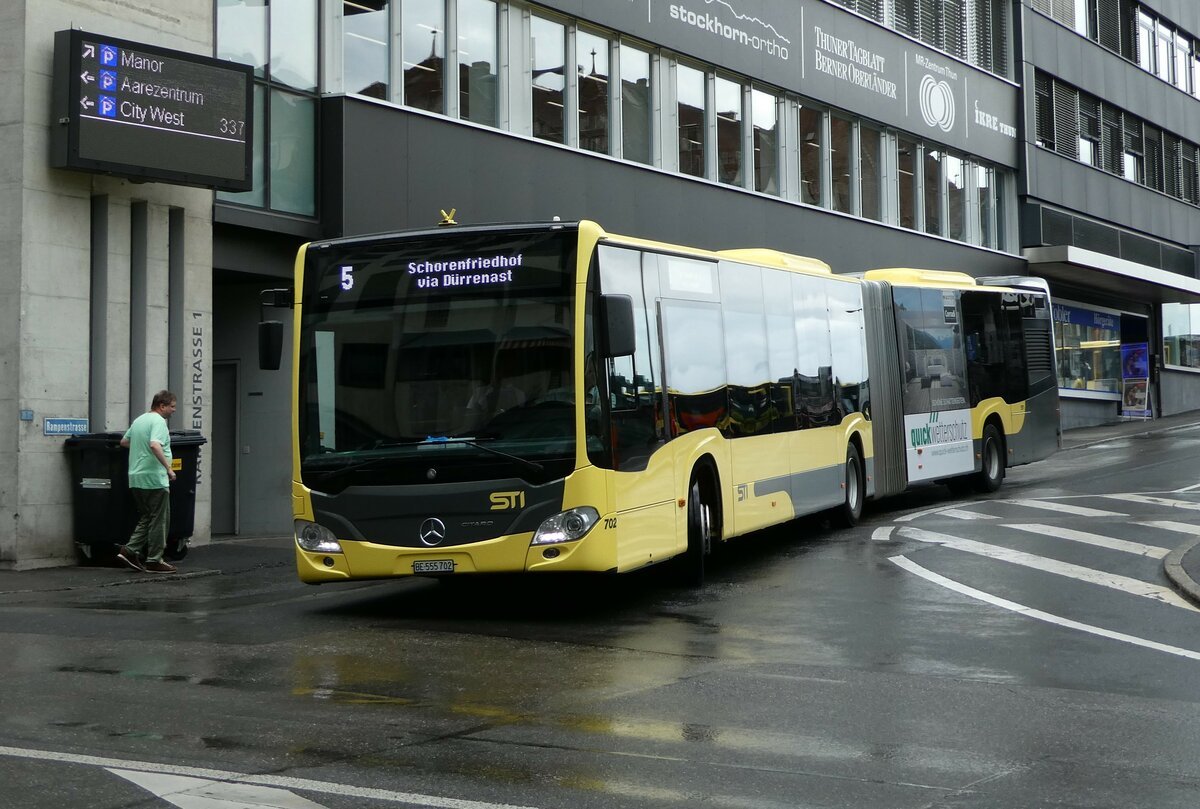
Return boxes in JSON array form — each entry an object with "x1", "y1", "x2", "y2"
[{"x1": 262, "y1": 220, "x2": 1059, "y2": 585}]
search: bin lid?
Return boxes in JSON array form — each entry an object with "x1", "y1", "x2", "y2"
[
  {"x1": 63, "y1": 431, "x2": 126, "y2": 447},
  {"x1": 169, "y1": 430, "x2": 208, "y2": 446}
]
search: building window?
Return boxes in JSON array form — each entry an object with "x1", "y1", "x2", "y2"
[
  {"x1": 269, "y1": 90, "x2": 316, "y2": 216},
  {"x1": 898, "y1": 136, "x2": 917, "y2": 229},
  {"x1": 830, "y1": 114, "x2": 852, "y2": 214},
  {"x1": 343, "y1": 1, "x2": 388, "y2": 99},
  {"x1": 403, "y1": 0, "x2": 445, "y2": 113},
  {"x1": 531, "y1": 16, "x2": 566, "y2": 144},
  {"x1": 271, "y1": 0, "x2": 317, "y2": 91},
  {"x1": 924, "y1": 147, "x2": 943, "y2": 236},
  {"x1": 577, "y1": 29, "x2": 611, "y2": 155},
  {"x1": 1078, "y1": 94, "x2": 1100, "y2": 166},
  {"x1": 217, "y1": 0, "x2": 267, "y2": 77},
  {"x1": 676, "y1": 63, "x2": 706, "y2": 178},
  {"x1": 946, "y1": 153, "x2": 966, "y2": 241},
  {"x1": 217, "y1": 0, "x2": 317, "y2": 216},
  {"x1": 458, "y1": 0, "x2": 497, "y2": 127},
  {"x1": 976, "y1": 164, "x2": 996, "y2": 249},
  {"x1": 1123, "y1": 115, "x2": 1144, "y2": 183},
  {"x1": 798, "y1": 105, "x2": 823, "y2": 206},
  {"x1": 620, "y1": 44, "x2": 652, "y2": 165},
  {"x1": 751, "y1": 89, "x2": 778, "y2": 194},
  {"x1": 859, "y1": 124, "x2": 881, "y2": 221},
  {"x1": 1163, "y1": 303, "x2": 1200, "y2": 370},
  {"x1": 715, "y1": 76, "x2": 743, "y2": 186}
]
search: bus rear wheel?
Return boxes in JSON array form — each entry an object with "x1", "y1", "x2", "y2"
[
  {"x1": 831, "y1": 443, "x2": 864, "y2": 528},
  {"x1": 974, "y1": 424, "x2": 1005, "y2": 493}
]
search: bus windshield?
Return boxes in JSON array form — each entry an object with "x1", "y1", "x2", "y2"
[{"x1": 297, "y1": 227, "x2": 578, "y2": 488}]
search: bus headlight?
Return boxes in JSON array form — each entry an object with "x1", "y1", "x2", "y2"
[
  {"x1": 295, "y1": 520, "x2": 343, "y2": 554},
  {"x1": 531, "y1": 507, "x2": 600, "y2": 545}
]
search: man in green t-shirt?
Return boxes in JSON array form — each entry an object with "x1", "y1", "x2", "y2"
[{"x1": 116, "y1": 390, "x2": 179, "y2": 573}]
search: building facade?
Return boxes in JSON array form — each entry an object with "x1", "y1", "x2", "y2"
[{"x1": 3, "y1": 0, "x2": 1199, "y2": 567}]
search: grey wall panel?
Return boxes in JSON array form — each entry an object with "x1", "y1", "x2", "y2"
[
  {"x1": 1140, "y1": 0, "x2": 1200, "y2": 35},
  {"x1": 331, "y1": 98, "x2": 1023, "y2": 278},
  {"x1": 1024, "y1": 149, "x2": 1200, "y2": 247}
]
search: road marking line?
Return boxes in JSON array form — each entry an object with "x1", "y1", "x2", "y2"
[
  {"x1": 1001, "y1": 499, "x2": 1126, "y2": 517},
  {"x1": 897, "y1": 527, "x2": 1197, "y2": 611},
  {"x1": 890, "y1": 556, "x2": 1200, "y2": 661},
  {"x1": 1138, "y1": 520, "x2": 1200, "y2": 536},
  {"x1": 938, "y1": 508, "x2": 997, "y2": 521},
  {"x1": 0, "y1": 746, "x2": 542, "y2": 809},
  {"x1": 1103, "y1": 493, "x2": 1200, "y2": 510},
  {"x1": 109, "y1": 769, "x2": 328, "y2": 809},
  {"x1": 872, "y1": 527, "x2": 894, "y2": 542},
  {"x1": 1002, "y1": 524, "x2": 1169, "y2": 558},
  {"x1": 1174, "y1": 482, "x2": 1200, "y2": 493},
  {"x1": 894, "y1": 505, "x2": 959, "y2": 523}
]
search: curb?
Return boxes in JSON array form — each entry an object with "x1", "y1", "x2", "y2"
[{"x1": 1163, "y1": 537, "x2": 1200, "y2": 608}]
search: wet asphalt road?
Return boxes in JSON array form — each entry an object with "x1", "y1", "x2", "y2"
[{"x1": 2, "y1": 427, "x2": 1200, "y2": 808}]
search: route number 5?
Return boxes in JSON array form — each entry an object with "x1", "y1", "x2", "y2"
[{"x1": 340, "y1": 265, "x2": 354, "y2": 291}]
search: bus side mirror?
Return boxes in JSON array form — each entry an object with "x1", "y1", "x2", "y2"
[
  {"x1": 259, "y1": 321, "x2": 284, "y2": 370},
  {"x1": 600, "y1": 294, "x2": 635, "y2": 358}
]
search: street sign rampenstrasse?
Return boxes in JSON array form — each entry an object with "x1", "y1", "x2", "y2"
[{"x1": 51, "y1": 29, "x2": 253, "y2": 191}]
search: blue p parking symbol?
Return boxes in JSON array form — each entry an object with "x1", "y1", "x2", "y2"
[{"x1": 98, "y1": 96, "x2": 116, "y2": 119}]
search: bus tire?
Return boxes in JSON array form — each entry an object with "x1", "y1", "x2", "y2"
[
  {"x1": 832, "y1": 443, "x2": 864, "y2": 528},
  {"x1": 679, "y1": 475, "x2": 713, "y2": 587},
  {"x1": 974, "y1": 424, "x2": 1005, "y2": 493}
]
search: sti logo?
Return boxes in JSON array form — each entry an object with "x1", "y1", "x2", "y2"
[
  {"x1": 489, "y1": 491, "x2": 526, "y2": 511},
  {"x1": 98, "y1": 95, "x2": 117, "y2": 119},
  {"x1": 99, "y1": 44, "x2": 118, "y2": 67}
]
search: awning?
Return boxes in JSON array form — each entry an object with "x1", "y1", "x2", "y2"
[{"x1": 1023, "y1": 245, "x2": 1200, "y2": 305}]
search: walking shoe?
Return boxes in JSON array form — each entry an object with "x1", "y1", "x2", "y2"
[
  {"x1": 116, "y1": 546, "x2": 145, "y2": 572},
  {"x1": 143, "y1": 560, "x2": 178, "y2": 574}
]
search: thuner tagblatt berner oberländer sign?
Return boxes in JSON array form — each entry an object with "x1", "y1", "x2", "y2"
[{"x1": 51, "y1": 29, "x2": 253, "y2": 191}]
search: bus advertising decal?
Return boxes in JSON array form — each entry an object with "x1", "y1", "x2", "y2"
[{"x1": 905, "y1": 408, "x2": 973, "y2": 481}]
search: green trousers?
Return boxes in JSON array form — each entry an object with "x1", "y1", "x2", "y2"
[{"x1": 128, "y1": 488, "x2": 171, "y2": 563}]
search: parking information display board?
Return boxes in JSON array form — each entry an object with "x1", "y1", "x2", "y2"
[{"x1": 52, "y1": 29, "x2": 253, "y2": 191}]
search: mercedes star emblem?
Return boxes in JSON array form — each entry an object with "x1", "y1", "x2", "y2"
[{"x1": 418, "y1": 517, "x2": 447, "y2": 546}]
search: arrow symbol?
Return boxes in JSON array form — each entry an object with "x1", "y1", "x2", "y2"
[
  {"x1": 82, "y1": 43, "x2": 94, "y2": 58},
  {"x1": 109, "y1": 769, "x2": 331, "y2": 809},
  {"x1": 80, "y1": 70, "x2": 94, "y2": 84},
  {"x1": 80, "y1": 96, "x2": 94, "y2": 110}
]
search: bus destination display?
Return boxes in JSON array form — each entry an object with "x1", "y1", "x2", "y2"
[{"x1": 52, "y1": 29, "x2": 253, "y2": 191}]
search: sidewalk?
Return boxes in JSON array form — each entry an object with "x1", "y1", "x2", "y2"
[{"x1": 3, "y1": 411, "x2": 1200, "y2": 602}]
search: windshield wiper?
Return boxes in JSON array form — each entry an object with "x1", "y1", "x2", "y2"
[{"x1": 421, "y1": 436, "x2": 545, "y2": 475}]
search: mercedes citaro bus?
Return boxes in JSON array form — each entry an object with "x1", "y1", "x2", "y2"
[{"x1": 258, "y1": 219, "x2": 1059, "y2": 584}]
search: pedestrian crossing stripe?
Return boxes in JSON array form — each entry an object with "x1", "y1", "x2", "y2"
[{"x1": 1002, "y1": 523, "x2": 1170, "y2": 558}]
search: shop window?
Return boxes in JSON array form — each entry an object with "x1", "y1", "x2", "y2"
[
  {"x1": 458, "y1": 0, "x2": 498, "y2": 127},
  {"x1": 945, "y1": 153, "x2": 966, "y2": 242},
  {"x1": 403, "y1": 0, "x2": 445, "y2": 113},
  {"x1": 976, "y1": 164, "x2": 996, "y2": 249},
  {"x1": 716, "y1": 77, "x2": 743, "y2": 186},
  {"x1": 343, "y1": 0, "x2": 388, "y2": 99},
  {"x1": 677, "y1": 63, "x2": 707, "y2": 178},
  {"x1": 1054, "y1": 301, "x2": 1122, "y2": 394},
  {"x1": 620, "y1": 44, "x2": 652, "y2": 165},
  {"x1": 577, "y1": 30, "x2": 611, "y2": 155},
  {"x1": 531, "y1": 16, "x2": 566, "y2": 144},
  {"x1": 751, "y1": 89, "x2": 778, "y2": 194}
]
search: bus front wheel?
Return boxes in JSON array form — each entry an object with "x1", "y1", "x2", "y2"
[
  {"x1": 832, "y1": 443, "x2": 864, "y2": 528},
  {"x1": 974, "y1": 424, "x2": 1005, "y2": 493}
]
